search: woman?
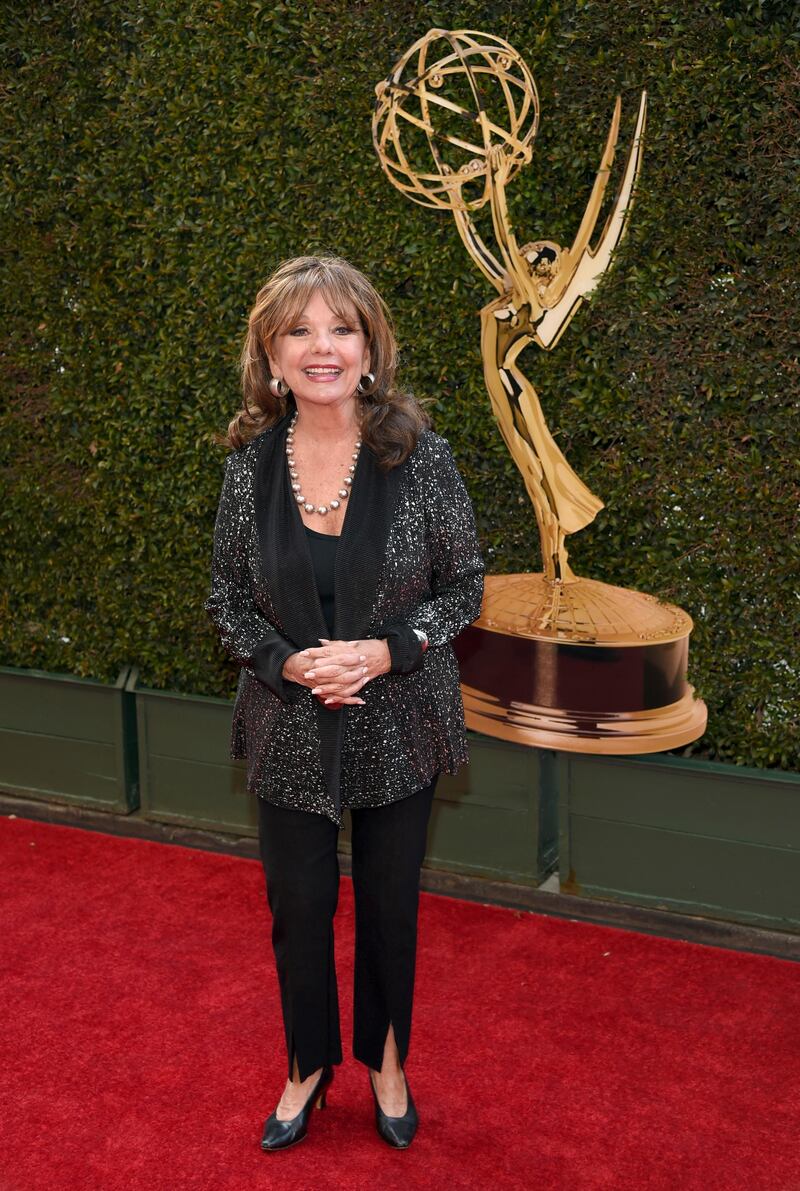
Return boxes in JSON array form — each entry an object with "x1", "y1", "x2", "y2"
[{"x1": 204, "y1": 255, "x2": 484, "y2": 1151}]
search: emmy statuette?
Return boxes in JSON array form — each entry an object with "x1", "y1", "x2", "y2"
[{"x1": 373, "y1": 28, "x2": 707, "y2": 753}]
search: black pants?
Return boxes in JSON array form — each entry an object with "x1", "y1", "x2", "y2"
[{"x1": 256, "y1": 776, "x2": 438, "y2": 1083}]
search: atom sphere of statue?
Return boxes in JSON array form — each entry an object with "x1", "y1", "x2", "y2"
[{"x1": 372, "y1": 28, "x2": 539, "y2": 212}]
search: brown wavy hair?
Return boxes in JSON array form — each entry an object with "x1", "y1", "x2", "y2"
[{"x1": 220, "y1": 255, "x2": 430, "y2": 468}]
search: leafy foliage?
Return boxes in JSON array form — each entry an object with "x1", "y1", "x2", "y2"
[{"x1": 1, "y1": 0, "x2": 798, "y2": 768}]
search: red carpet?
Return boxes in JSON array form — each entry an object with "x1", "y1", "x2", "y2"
[{"x1": 1, "y1": 814, "x2": 799, "y2": 1191}]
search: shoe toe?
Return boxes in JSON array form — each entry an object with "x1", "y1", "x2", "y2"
[
  {"x1": 261, "y1": 1114, "x2": 304, "y2": 1151},
  {"x1": 382, "y1": 1119, "x2": 416, "y2": 1147}
]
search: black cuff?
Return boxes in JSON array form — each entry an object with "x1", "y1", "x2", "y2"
[
  {"x1": 383, "y1": 623, "x2": 425, "y2": 675},
  {"x1": 250, "y1": 636, "x2": 303, "y2": 703}
]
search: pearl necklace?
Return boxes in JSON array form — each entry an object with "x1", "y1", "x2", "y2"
[{"x1": 285, "y1": 412, "x2": 362, "y2": 517}]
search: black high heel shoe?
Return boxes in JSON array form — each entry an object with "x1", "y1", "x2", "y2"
[
  {"x1": 260, "y1": 1066, "x2": 334, "y2": 1152},
  {"x1": 369, "y1": 1068, "x2": 418, "y2": 1149}
]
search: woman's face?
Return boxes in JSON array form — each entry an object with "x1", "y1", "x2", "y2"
[{"x1": 267, "y1": 290, "x2": 371, "y2": 418}]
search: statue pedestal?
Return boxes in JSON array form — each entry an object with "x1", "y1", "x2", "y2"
[{"x1": 453, "y1": 574, "x2": 707, "y2": 754}]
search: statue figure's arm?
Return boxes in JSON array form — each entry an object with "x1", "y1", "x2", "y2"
[
  {"x1": 451, "y1": 204, "x2": 509, "y2": 294},
  {"x1": 449, "y1": 147, "x2": 542, "y2": 311},
  {"x1": 484, "y1": 146, "x2": 539, "y2": 307}
]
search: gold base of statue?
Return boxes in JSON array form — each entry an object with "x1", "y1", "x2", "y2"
[{"x1": 453, "y1": 574, "x2": 708, "y2": 754}]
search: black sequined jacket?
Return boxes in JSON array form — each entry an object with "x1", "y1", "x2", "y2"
[{"x1": 204, "y1": 411, "x2": 485, "y2": 828}]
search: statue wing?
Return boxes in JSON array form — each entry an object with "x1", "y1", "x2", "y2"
[{"x1": 535, "y1": 90, "x2": 647, "y2": 350}]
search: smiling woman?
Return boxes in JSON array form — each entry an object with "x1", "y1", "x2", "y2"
[{"x1": 204, "y1": 254, "x2": 484, "y2": 1153}]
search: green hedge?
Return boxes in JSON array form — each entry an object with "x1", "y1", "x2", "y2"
[{"x1": 2, "y1": 1, "x2": 797, "y2": 769}]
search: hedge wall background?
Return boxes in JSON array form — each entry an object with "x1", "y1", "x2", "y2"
[{"x1": 2, "y1": 0, "x2": 798, "y2": 769}]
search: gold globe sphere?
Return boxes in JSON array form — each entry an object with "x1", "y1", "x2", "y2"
[{"x1": 372, "y1": 28, "x2": 540, "y2": 212}]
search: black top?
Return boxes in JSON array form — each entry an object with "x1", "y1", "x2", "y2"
[{"x1": 304, "y1": 524, "x2": 339, "y2": 638}]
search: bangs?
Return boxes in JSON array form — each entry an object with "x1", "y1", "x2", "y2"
[{"x1": 266, "y1": 267, "x2": 370, "y2": 342}]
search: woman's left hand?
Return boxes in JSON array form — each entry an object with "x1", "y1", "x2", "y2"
[{"x1": 299, "y1": 637, "x2": 391, "y2": 705}]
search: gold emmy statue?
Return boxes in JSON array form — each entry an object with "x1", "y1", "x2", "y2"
[{"x1": 373, "y1": 28, "x2": 707, "y2": 753}]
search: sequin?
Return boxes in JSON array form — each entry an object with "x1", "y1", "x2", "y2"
[{"x1": 204, "y1": 426, "x2": 485, "y2": 829}]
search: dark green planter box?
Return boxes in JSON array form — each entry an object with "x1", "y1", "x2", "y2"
[
  {"x1": 340, "y1": 734, "x2": 558, "y2": 886},
  {"x1": 557, "y1": 752, "x2": 800, "y2": 931},
  {"x1": 125, "y1": 668, "x2": 254, "y2": 834},
  {"x1": 0, "y1": 664, "x2": 138, "y2": 813}
]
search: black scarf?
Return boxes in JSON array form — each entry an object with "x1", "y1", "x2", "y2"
[{"x1": 254, "y1": 411, "x2": 404, "y2": 813}]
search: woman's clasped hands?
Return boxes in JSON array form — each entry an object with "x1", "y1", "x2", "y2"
[{"x1": 282, "y1": 637, "x2": 391, "y2": 706}]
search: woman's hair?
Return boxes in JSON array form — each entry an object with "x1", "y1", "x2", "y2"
[{"x1": 221, "y1": 255, "x2": 430, "y2": 468}]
